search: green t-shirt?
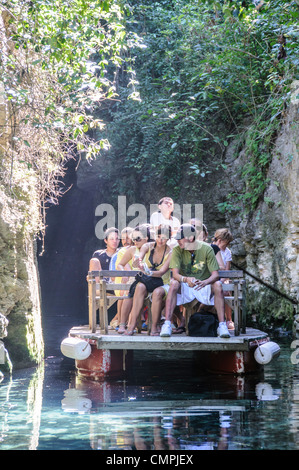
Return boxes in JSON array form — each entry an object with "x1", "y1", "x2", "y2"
[{"x1": 170, "y1": 241, "x2": 219, "y2": 280}]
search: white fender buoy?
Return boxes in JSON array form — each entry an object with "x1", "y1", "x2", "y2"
[
  {"x1": 254, "y1": 341, "x2": 280, "y2": 365},
  {"x1": 255, "y1": 382, "x2": 280, "y2": 401},
  {"x1": 61, "y1": 389, "x2": 92, "y2": 413},
  {"x1": 60, "y1": 337, "x2": 91, "y2": 360}
]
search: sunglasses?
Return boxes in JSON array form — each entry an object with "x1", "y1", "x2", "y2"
[
  {"x1": 132, "y1": 236, "x2": 143, "y2": 242},
  {"x1": 191, "y1": 252, "x2": 196, "y2": 266},
  {"x1": 156, "y1": 235, "x2": 168, "y2": 241}
]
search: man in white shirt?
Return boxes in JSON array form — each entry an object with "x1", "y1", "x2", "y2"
[{"x1": 150, "y1": 196, "x2": 180, "y2": 237}]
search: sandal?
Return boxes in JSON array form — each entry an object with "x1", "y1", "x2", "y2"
[
  {"x1": 150, "y1": 331, "x2": 160, "y2": 336},
  {"x1": 226, "y1": 321, "x2": 235, "y2": 330},
  {"x1": 124, "y1": 330, "x2": 134, "y2": 336},
  {"x1": 118, "y1": 323, "x2": 126, "y2": 334},
  {"x1": 172, "y1": 326, "x2": 186, "y2": 334}
]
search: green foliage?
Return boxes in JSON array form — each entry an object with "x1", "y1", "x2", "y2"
[
  {"x1": 1, "y1": 0, "x2": 298, "y2": 215},
  {"x1": 246, "y1": 287, "x2": 295, "y2": 331},
  {"x1": 102, "y1": 0, "x2": 299, "y2": 208},
  {"x1": 0, "y1": 0, "x2": 139, "y2": 234},
  {"x1": 1, "y1": 0, "x2": 131, "y2": 158}
]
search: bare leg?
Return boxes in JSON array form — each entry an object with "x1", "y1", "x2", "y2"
[
  {"x1": 150, "y1": 286, "x2": 165, "y2": 335},
  {"x1": 126, "y1": 283, "x2": 147, "y2": 333},
  {"x1": 210, "y1": 282, "x2": 230, "y2": 338},
  {"x1": 118, "y1": 298, "x2": 133, "y2": 333},
  {"x1": 173, "y1": 305, "x2": 185, "y2": 329},
  {"x1": 109, "y1": 300, "x2": 120, "y2": 328},
  {"x1": 116, "y1": 299, "x2": 122, "y2": 321},
  {"x1": 211, "y1": 281, "x2": 225, "y2": 322},
  {"x1": 89, "y1": 257, "x2": 100, "y2": 284},
  {"x1": 164, "y1": 279, "x2": 180, "y2": 322},
  {"x1": 225, "y1": 301, "x2": 234, "y2": 329}
]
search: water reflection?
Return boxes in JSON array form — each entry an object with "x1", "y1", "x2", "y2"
[
  {"x1": 0, "y1": 341, "x2": 299, "y2": 450},
  {"x1": 60, "y1": 369, "x2": 281, "y2": 451},
  {"x1": 0, "y1": 364, "x2": 44, "y2": 450},
  {"x1": 62, "y1": 385, "x2": 245, "y2": 450}
]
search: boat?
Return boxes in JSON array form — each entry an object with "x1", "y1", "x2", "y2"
[{"x1": 61, "y1": 270, "x2": 280, "y2": 379}]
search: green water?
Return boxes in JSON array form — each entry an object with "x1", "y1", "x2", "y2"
[{"x1": 0, "y1": 338, "x2": 299, "y2": 451}]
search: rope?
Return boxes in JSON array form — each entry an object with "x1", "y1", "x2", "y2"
[{"x1": 232, "y1": 262, "x2": 298, "y2": 305}]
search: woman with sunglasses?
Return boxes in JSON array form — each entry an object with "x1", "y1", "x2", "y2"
[
  {"x1": 116, "y1": 224, "x2": 150, "y2": 334},
  {"x1": 122, "y1": 225, "x2": 173, "y2": 336},
  {"x1": 108, "y1": 227, "x2": 134, "y2": 330}
]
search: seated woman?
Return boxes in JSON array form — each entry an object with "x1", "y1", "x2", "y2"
[
  {"x1": 116, "y1": 224, "x2": 151, "y2": 334},
  {"x1": 213, "y1": 228, "x2": 234, "y2": 330},
  {"x1": 108, "y1": 227, "x2": 133, "y2": 330},
  {"x1": 124, "y1": 224, "x2": 172, "y2": 336},
  {"x1": 113, "y1": 226, "x2": 134, "y2": 292},
  {"x1": 189, "y1": 218, "x2": 225, "y2": 270}
]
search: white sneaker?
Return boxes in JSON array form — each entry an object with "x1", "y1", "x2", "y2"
[
  {"x1": 217, "y1": 322, "x2": 230, "y2": 338},
  {"x1": 160, "y1": 321, "x2": 172, "y2": 337}
]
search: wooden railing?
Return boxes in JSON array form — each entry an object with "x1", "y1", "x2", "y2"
[
  {"x1": 87, "y1": 270, "x2": 246, "y2": 336},
  {"x1": 87, "y1": 270, "x2": 138, "y2": 334}
]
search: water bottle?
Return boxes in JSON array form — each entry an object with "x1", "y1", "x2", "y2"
[
  {"x1": 132, "y1": 252, "x2": 140, "y2": 268},
  {"x1": 143, "y1": 263, "x2": 152, "y2": 275}
]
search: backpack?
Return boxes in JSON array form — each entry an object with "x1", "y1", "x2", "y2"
[{"x1": 188, "y1": 310, "x2": 219, "y2": 337}]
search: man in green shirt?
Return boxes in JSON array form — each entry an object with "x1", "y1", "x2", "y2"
[{"x1": 160, "y1": 224, "x2": 230, "y2": 338}]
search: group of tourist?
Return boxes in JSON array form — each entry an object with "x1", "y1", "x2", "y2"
[{"x1": 88, "y1": 196, "x2": 234, "y2": 339}]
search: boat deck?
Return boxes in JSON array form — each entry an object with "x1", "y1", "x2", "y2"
[
  {"x1": 75, "y1": 399, "x2": 252, "y2": 416},
  {"x1": 69, "y1": 326, "x2": 268, "y2": 352}
]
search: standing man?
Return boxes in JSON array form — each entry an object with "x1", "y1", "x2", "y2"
[
  {"x1": 160, "y1": 224, "x2": 230, "y2": 338},
  {"x1": 150, "y1": 197, "x2": 180, "y2": 236}
]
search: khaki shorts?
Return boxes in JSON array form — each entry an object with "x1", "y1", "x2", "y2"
[{"x1": 146, "y1": 284, "x2": 169, "y2": 302}]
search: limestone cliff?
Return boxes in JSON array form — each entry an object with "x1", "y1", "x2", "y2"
[
  {"x1": 221, "y1": 81, "x2": 299, "y2": 329},
  {"x1": 0, "y1": 189, "x2": 44, "y2": 368},
  {"x1": 0, "y1": 11, "x2": 44, "y2": 369}
]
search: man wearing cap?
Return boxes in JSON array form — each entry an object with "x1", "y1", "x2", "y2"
[{"x1": 160, "y1": 223, "x2": 230, "y2": 338}]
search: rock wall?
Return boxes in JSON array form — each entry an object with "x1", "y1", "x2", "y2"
[
  {"x1": 0, "y1": 188, "x2": 44, "y2": 368},
  {"x1": 221, "y1": 81, "x2": 299, "y2": 329},
  {"x1": 0, "y1": 10, "x2": 44, "y2": 369}
]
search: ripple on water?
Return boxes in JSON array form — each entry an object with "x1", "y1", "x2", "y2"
[{"x1": 0, "y1": 340, "x2": 299, "y2": 450}]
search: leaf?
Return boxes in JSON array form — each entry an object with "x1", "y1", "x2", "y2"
[{"x1": 73, "y1": 128, "x2": 80, "y2": 138}]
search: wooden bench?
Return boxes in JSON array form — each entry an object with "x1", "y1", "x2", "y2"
[
  {"x1": 87, "y1": 270, "x2": 147, "y2": 334},
  {"x1": 87, "y1": 269, "x2": 246, "y2": 336},
  {"x1": 221, "y1": 270, "x2": 246, "y2": 336}
]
